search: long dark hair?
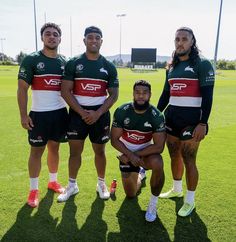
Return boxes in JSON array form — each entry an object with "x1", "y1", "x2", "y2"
[{"x1": 167, "y1": 27, "x2": 200, "y2": 70}]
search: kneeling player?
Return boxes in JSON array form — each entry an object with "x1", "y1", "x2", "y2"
[{"x1": 111, "y1": 80, "x2": 166, "y2": 222}]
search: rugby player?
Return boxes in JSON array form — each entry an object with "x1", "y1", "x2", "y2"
[
  {"x1": 111, "y1": 80, "x2": 166, "y2": 222},
  {"x1": 157, "y1": 27, "x2": 215, "y2": 217},
  {"x1": 57, "y1": 26, "x2": 119, "y2": 202},
  {"x1": 17, "y1": 23, "x2": 68, "y2": 207}
]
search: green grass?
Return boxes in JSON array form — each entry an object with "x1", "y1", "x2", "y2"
[{"x1": 0, "y1": 66, "x2": 236, "y2": 241}]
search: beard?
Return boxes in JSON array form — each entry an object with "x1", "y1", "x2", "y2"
[
  {"x1": 133, "y1": 100, "x2": 150, "y2": 111},
  {"x1": 176, "y1": 48, "x2": 191, "y2": 57}
]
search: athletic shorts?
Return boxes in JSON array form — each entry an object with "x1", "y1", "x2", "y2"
[
  {"x1": 119, "y1": 160, "x2": 141, "y2": 173},
  {"x1": 67, "y1": 106, "x2": 110, "y2": 144},
  {"x1": 164, "y1": 105, "x2": 208, "y2": 140},
  {"x1": 28, "y1": 107, "x2": 68, "y2": 147}
]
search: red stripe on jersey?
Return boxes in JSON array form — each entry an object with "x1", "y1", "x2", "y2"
[
  {"x1": 32, "y1": 75, "x2": 62, "y2": 91},
  {"x1": 169, "y1": 78, "x2": 201, "y2": 97},
  {"x1": 122, "y1": 130, "x2": 152, "y2": 145},
  {"x1": 73, "y1": 79, "x2": 107, "y2": 97}
]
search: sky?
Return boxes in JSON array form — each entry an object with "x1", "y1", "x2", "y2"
[{"x1": 0, "y1": 0, "x2": 235, "y2": 60}]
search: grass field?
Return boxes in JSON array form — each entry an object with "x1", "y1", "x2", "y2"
[{"x1": 0, "y1": 66, "x2": 236, "y2": 242}]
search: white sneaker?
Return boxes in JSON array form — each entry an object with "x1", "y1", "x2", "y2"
[
  {"x1": 57, "y1": 185, "x2": 79, "y2": 202},
  {"x1": 145, "y1": 202, "x2": 157, "y2": 222},
  {"x1": 96, "y1": 183, "x2": 110, "y2": 199},
  {"x1": 138, "y1": 167, "x2": 146, "y2": 181},
  {"x1": 159, "y1": 189, "x2": 183, "y2": 199}
]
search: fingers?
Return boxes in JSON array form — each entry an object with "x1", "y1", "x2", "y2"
[
  {"x1": 193, "y1": 131, "x2": 205, "y2": 142},
  {"x1": 192, "y1": 125, "x2": 206, "y2": 142},
  {"x1": 82, "y1": 111, "x2": 98, "y2": 125},
  {"x1": 21, "y1": 117, "x2": 34, "y2": 130},
  {"x1": 22, "y1": 122, "x2": 32, "y2": 130},
  {"x1": 29, "y1": 117, "x2": 34, "y2": 129},
  {"x1": 130, "y1": 157, "x2": 141, "y2": 167}
]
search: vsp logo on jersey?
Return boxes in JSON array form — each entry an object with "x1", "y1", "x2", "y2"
[
  {"x1": 170, "y1": 83, "x2": 187, "y2": 91},
  {"x1": 44, "y1": 79, "x2": 61, "y2": 86},
  {"x1": 127, "y1": 133, "x2": 145, "y2": 141},
  {"x1": 81, "y1": 83, "x2": 101, "y2": 91}
]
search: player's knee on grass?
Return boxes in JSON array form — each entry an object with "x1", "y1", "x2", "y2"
[{"x1": 121, "y1": 172, "x2": 138, "y2": 198}]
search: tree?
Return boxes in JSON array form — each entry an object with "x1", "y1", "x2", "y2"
[
  {"x1": 16, "y1": 51, "x2": 27, "y2": 65},
  {"x1": 216, "y1": 59, "x2": 236, "y2": 70},
  {"x1": 226, "y1": 62, "x2": 236, "y2": 70}
]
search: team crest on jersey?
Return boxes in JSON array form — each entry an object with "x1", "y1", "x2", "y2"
[
  {"x1": 19, "y1": 67, "x2": 27, "y2": 78},
  {"x1": 144, "y1": 121, "x2": 152, "y2": 128},
  {"x1": 123, "y1": 104, "x2": 129, "y2": 110},
  {"x1": 208, "y1": 70, "x2": 214, "y2": 76},
  {"x1": 124, "y1": 118, "x2": 130, "y2": 125},
  {"x1": 37, "y1": 62, "x2": 45, "y2": 70},
  {"x1": 152, "y1": 109, "x2": 157, "y2": 116},
  {"x1": 76, "y1": 64, "x2": 84, "y2": 73},
  {"x1": 100, "y1": 67, "x2": 108, "y2": 75},
  {"x1": 20, "y1": 67, "x2": 26, "y2": 73},
  {"x1": 184, "y1": 66, "x2": 195, "y2": 73},
  {"x1": 206, "y1": 69, "x2": 215, "y2": 82}
]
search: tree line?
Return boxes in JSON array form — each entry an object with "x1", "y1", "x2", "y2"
[{"x1": 0, "y1": 51, "x2": 236, "y2": 70}]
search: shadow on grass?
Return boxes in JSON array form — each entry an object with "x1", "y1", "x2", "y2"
[
  {"x1": 1, "y1": 190, "x2": 57, "y2": 242},
  {"x1": 55, "y1": 194, "x2": 107, "y2": 242},
  {"x1": 55, "y1": 195, "x2": 79, "y2": 241},
  {"x1": 171, "y1": 197, "x2": 211, "y2": 242},
  {"x1": 2, "y1": 192, "x2": 107, "y2": 242},
  {"x1": 107, "y1": 196, "x2": 171, "y2": 242},
  {"x1": 77, "y1": 195, "x2": 107, "y2": 241}
]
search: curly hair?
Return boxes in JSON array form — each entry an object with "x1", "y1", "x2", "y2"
[
  {"x1": 167, "y1": 27, "x2": 200, "y2": 70},
  {"x1": 133, "y1": 80, "x2": 151, "y2": 92},
  {"x1": 40, "y1": 22, "x2": 61, "y2": 37}
]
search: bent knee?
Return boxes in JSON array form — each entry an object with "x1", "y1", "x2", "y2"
[{"x1": 148, "y1": 154, "x2": 164, "y2": 170}]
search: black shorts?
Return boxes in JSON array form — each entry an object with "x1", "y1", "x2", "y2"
[
  {"x1": 67, "y1": 106, "x2": 110, "y2": 144},
  {"x1": 119, "y1": 161, "x2": 141, "y2": 173},
  {"x1": 164, "y1": 105, "x2": 208, "y2": 140},
  {"x1": 28, "y1": 108, "x2": 68, "y2": 147}
]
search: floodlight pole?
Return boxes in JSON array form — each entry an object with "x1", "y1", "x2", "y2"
[
  {"x1": 116, "y1": 14, "x2": 126, "y2": 64},
  {"x1": 70, "y1": 16, "x2": 72, "y2": 57},
  {"x1": 213, "y1": 0, "x2": 223, "y2": 71},
  {"x1": 44, "y1": 12, "x2": 47, "y2": 23},
  {"x1": 0, "y1": 38, "x2": 6, "y2": 61},
  {"x1": 33, "y1": 0, "x2": 38, "y2": 51}
]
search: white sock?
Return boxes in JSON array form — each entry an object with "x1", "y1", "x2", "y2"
[
  {"x1": 30, "y1": 177, "x2": 39, "y2": 190},
  {"x1": 49, "y1": 172, "x2": 57, "y2": 182},
  {"x1": 149, "y1": 194, "x2": 158, "y2": 205},
  {"x1": 98, "y1": 177, "x2": 105, "y2": 185},
  {"x1": 185, "y1": 190, "x2": 195, "y2": 204},
  {"x1": 173, "y1": 180, "x2": 182, "y2": 192},
  {"x1": 68, "y1": 177, "x2": 77, "y2": 187}
]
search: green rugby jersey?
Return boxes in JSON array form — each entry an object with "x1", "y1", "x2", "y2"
[
  {"x1": 112, "y1": 103, "x2": 165, "y2": 152},
  {"x1": 18, "y1": 51, "x2": 66, "y2": 111},
  {"x1": 63, "y1": 53, "x2": 118, "y2": 107},
  {"x1": 164, "y1": 58, "x2": 215, "y2": 107}
]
